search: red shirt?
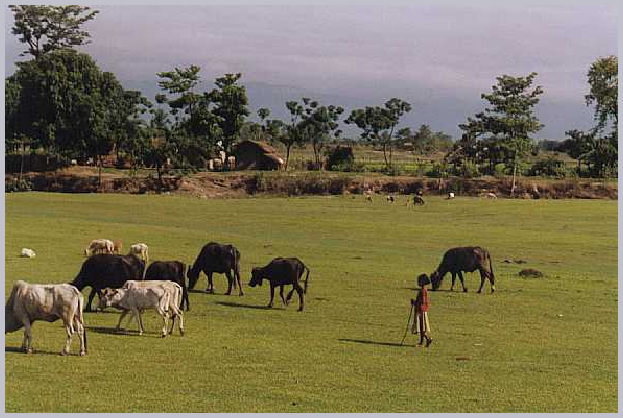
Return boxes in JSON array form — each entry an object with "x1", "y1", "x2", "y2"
[{"x1": 414, "y1": 288, "x2": 430, "y2": 312}]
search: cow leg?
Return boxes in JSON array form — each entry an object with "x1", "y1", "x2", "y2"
[
  {"x1": 450, "y1": 272, "x2": 456, "y2": 291},
  {"x1": 115, "y1": 310, "x2": 129, "y2": 331},
  {"x1": 286, "y1": 286, "x2": 295, "y2": 305},
  {"x1": 161, "y1": 312, "x2": 169, "y2": 338},
  {"x1": 176, "y1": 310, "x2": 185, "y2": 336},
  {"x1": 183, "y1": 286, "x2": 190, "y2": 311},
  {"x1": 225, "y1": 271, "x2": 234, "y2": 295},
  {"x1": 458, "y1": 271, "x2": 468, "y2": 292},
  {"x1": 294, "y1": 283, "x2": 305, "y2": 312},
  {"x1": 279, "y1": 286, "x2": 287, "y2": 306},
  {"x1": 235, "y1": 269, "x2": 244, "y2": 296},
  {"x1": 488, "y1": 271, "x2": 496, "y2": 293},
  {"x1": 21, "y1": 319, "x2": 33, "y2": 354},
  {"x1": 268, "y1": 283, "x2": 275, "y2": 308},
  {"x1": 75, "y1": 317, "x2": 86, "y2": 356},
  {"x1": 134, "y1": 309, "x2": 145, "y2": 335},
  {"x1": 61, "y1": 320, "x2": 74, "y2": 356},
  {"x1": 206, "y1": 272, "x2": 214, "y2": 293},
  {"x1": 85, "y1": 288, "x2": 98, "y2": 312}
]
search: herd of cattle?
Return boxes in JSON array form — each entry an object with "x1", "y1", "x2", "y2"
[{"x1": 5, "y1": 238, "x2": 494, "y2": 356}]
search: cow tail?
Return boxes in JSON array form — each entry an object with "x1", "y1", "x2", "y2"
[
  {"x1": 304, "y1": 264, "x2": 310, "y2": 294},
  {"x1": 77, "y1": 291, "x2": 87, "y2": 354},
  {"x1": 231, "y1": 248, "x2": 239, "y2": 289}
]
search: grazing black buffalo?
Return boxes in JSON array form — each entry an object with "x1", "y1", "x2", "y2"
[
  {"x1": 187, "y1": 242, "x2": 243, "y2": 296},
  {"x1": 144, "y1": 261, "x2": 190, "y2": 311},
  {"x1": 71, "y1": 254, "x2": 145, "y2": 311},
  {"x1": 248, "y1": 257, "x2": 310, "y2": 311},
  {"x1": 429, "y1": 246, "x2": 495, "y2": 293}
]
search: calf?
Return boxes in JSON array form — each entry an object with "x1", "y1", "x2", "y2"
[
  {"x1": 98, "y1": 284, "x2": 180, "y2": 337},
  {"x1": 84, "y1": 239, "x2": 115, "y2": 256},
  {"x1": 188, "y1": 242, "x2": 243, "y2": 295},
  {"x1": 128, "y1": 243, "x2": 149, "y2": 268},
  {"x1": 71, "y1": 253, "x2": 145, "y2": 311},
  {"x1": 429, "y1": 246, "x2": 495, "y2": 293},
  {"x1": 122, "y1": 280, "x2": 185, "y2": 336},
  {"x1": 248, "y1": 257, "x2": 310, "y2": 311},
  {"x1": 20, "y1": 248, "x2": 36, "y2": 258},
  {"x1": 5, "y1": 280, "x2": 87, "y2": 356},
  {"x1": 144, "y1": 261, "x2": 190, "y2": 310}
]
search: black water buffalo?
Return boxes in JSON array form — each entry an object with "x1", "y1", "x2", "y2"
[
  {"x1": 429, "y1": 246, "x2": 495, "y2": 293},
  {"x1": 71, "y1": 253, "x2": 145, "y2": 311},
  {"x1": 248, "y1": 257, "x2": 310, "y2": 311},
  {"x1": 144, "y1": 261, "x2": 190, "y2": 311},
  {"x1": 187, "y1": 242, "x2": 243, "y2": 296}
]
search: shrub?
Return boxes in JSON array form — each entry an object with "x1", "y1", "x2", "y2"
[
  {"x1": 6, "y1": 177, "x2": 33, "y2": 192},
  {"x1": 326, "y1": 146, "x2": 355, "y2": 171},
  {"x1": 529, "y1": 157, "x2": 567, "y2": 178}
]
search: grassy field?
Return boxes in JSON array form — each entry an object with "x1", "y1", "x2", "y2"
[{"x1": 4, "y1": 192, "x2": 617, "y2": 412}]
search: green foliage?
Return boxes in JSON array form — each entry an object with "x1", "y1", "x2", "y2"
[
  {"x1": 529, "y1": 157, "x2": 567, "y2": 178},
  {"x1": 345, "y1": 98, "x2": 411, "y2": 169},
  {"x1": 325, "y1": 145, "x2": 355, "y2": 171},
  {"x1": 585, "y1": 56, "x2": 617, "y2": 137},
  {"x1": 10, "y1": 5, "x2": 99, "y2": 57},
  {"x1": 5, "y1": 178, "x2": 33, "y2": 193},
  {"x1": 207, "y1": 73, "x2": 250, "y2": 155}
]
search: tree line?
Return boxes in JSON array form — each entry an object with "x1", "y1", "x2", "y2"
[{"x1": 5, "y1": 6, "x2": 618, "y2": 184}]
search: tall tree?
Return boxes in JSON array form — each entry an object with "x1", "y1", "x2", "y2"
[
  {"x1": 459, "y1": 73, "x2": 544, "y2": 194},
  {"x1": 207, "y1": 73, "x2": 250, "y2": 157},
  {"x1": 345, "y1": 98, "x2": 411, "y2": 170},
  {"x1": 299, "y1": 98, "x2": 344, "y2": 169},
  {"x1": 585, "y1": 55, "x2": 618, "y2": 137},
  {"x1": 281, "y1": 100, "x2": 305, "y2": 170},
  {"x1": 9, "y1": 5, "x2": 99, "y2": 57}
]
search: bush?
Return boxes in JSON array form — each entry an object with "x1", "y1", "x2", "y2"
[
  {"x1": 326, "y1": 146, "x2": 355, "y2": 171},
  {"x1": 529, "y1": 157, "x2": 567, "y2": 178},
  {"x1": 6, "y1": 177, "x2": 33, "y2": 192},
  {"x1": 494, "y1": 163, "x2": 507, "y2": 178},
  {"x1": 426, "y1": 162, "x2": 449, "y2": 178}
]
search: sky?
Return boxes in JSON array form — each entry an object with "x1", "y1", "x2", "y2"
[{"x1": 4, "y1": 2, "x2": 619, "y2": 139}]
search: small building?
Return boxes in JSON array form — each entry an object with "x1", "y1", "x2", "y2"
[{"x1": 233, "y1": 141, "x2": 284, "y2": 171}]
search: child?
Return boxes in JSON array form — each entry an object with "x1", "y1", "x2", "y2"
[{"x1": 412, "y1": 273, "x2": 433, "y2": 347}]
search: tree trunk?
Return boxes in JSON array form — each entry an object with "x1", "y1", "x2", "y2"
[
  {"x1": 511, "y1": 157, "x2": 518, "y2": 197},
  {"x1": 285, "y1": 145, "x2": 292, "y2": 171},
  {"x1": 382, "y1": 143, "x2": 389, "y2": 170}
]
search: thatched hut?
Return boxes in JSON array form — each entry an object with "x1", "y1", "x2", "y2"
[{"x1": 234, "y1": 141, "x2": 284, "y2": 170}]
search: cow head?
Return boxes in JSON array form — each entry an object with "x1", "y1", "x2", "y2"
[
  {"x1": 417, "y1": 273, "x2": 431, "y2": 288},
  {"x1": 248, "y1": 268, "x2": 263, "y2": 288},
  {"x1": 97, "y1": 288, "x2": 122, "y2": 311},
  {"x1": 187, "y1": 266, "x2": 200, "y2": 290},
  {"x1": 430, "y1": 271, "x2": 442, "y2": 291}
]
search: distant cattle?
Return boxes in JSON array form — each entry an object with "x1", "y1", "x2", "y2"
[
  {"x1": 84, "y1": 239, "x2": 115, "y2": 256},
  {"x1": 144, "y1": 261, "x2": 190, "y2": 311},
  {"x1": 447, "y1": 192, "x2": 455, "y2": 199},
  {"x1": 71, "y1": 253, "x2": 145, "y2": 311},
  {"x1": 248, "y1": 257, "x2": 310, "y2": 311},
  {"x1": 128, "y1": 243, "x2": 149, "y2": 265},
  {"x1": 407, "y1": 195, "x2": 425, "y2": 207},
  {"x1": 429, "y1": 246, "x2": 495, "y2": 293},
  {"x1": 386, "y1": 195, "x2": 395, "y2": 203},
  {"x1": 187, "y1": 242, "x2": 243, "y2": 296},
  {"x1": 485, "y1": 192, "x2": 498, "y2": 199},
  {"x1": 20, "y1": 248, "x2": 36, "y2": 258},
  {"x1": 5, "y1": 280, "x2": 87, "y2": 356}
]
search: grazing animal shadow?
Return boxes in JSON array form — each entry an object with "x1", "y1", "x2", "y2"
[
  {"x1": 215, "y1": 301, "x2": 281, "y2": 310},
  {"x1": 338, "y1": 338, "x2": 415, "y2": 348},
  {"x1": 86, "y1": 326, "x2": 158, "y2": 337},
  {"x1": 188, "y1": 289, "x2": 214, "y2": 294},
  {"x1": 5, "y1": 346, "x2": 64, "y2": 356}
]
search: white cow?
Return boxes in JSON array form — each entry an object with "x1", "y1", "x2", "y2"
[
  {"x1": 84, "y1": 239, "x2": 115, "y2": 256},
  {"x1": 447, "y1": 192, "x2": 455, "y2": 199},
  {"x1": 5, "y1": 280, "x2": 87, "y2": 356},
  {"x1": 123, "y1": 280, "x2": 184, "y2": 335},
  {"x1": 128, "y1": 243, "x2": 149, "y2": 264}
]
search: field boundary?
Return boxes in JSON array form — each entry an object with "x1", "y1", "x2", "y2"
[{"x1": 5, "y1": 169, "x2": 617, "y2": 199}]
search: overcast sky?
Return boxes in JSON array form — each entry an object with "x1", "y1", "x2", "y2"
[{"x1": 4, "y1": 2, "x2": 619, "y2": 139}]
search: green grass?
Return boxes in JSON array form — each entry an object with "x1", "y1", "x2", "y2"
[{"x1": 5, "y1": 192, "x2": 617, "y2": 412}]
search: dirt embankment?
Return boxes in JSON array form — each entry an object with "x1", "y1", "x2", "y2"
[{"x1": 6, "y1": 169, "x2": 617, "y2": 199}]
